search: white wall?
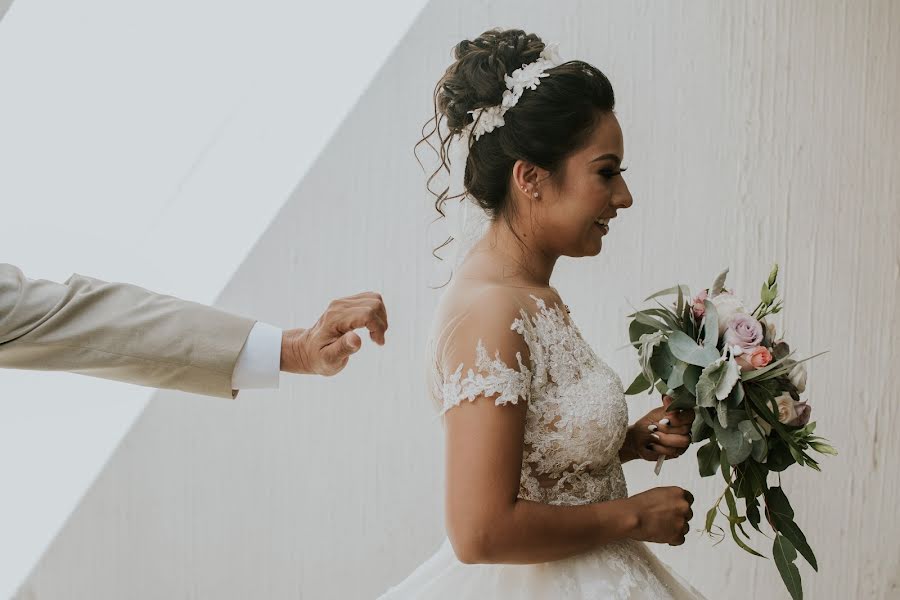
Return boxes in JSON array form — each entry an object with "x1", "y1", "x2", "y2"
[
  {"x1": 0, "y1": 0, "x2": 426, "y2": 596},
  {"x1": 15, "y1": 0, "x2": 900, "y2": 598}
]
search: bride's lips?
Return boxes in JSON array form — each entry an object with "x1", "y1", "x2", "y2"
[{"x1": 593, "y1": 218, "x2": 611, "y2": 234}]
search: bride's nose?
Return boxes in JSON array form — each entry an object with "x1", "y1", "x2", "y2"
[{"x1": 612, "y1": 182, "x2": 633, "y2": 210}]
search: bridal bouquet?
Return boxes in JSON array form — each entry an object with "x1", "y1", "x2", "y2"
[{"x1": 624, "y1": 266, "x2": 835, "y2": 600}]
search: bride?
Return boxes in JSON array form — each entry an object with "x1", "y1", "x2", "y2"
[{"x1": 380, "y1": 29, "x2": 705, "y2": 599}]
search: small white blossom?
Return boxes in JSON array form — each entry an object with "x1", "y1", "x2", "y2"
[{"x1": 461, "y1": 42, "x2": 564, "y2": 141}]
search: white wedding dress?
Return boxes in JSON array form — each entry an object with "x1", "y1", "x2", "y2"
[{"x1": 379, "y1": 279, "x2": 705, "y2": 599}]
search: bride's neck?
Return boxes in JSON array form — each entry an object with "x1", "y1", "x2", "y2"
[{"x1": 476, "y1": 219, "x2": 558, "y2": 288}]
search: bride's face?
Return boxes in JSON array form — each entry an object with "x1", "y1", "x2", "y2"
[{"x1": 529, "y1": 113, "x2": 632, "y2": 258}]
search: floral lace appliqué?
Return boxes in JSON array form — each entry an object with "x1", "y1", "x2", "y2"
[
  {"x1": 439, "y1": 340, "x2": 532, "y2": 414},
  {"x1": 437, "y1": 295, "x2": 629, "y2": 506}
]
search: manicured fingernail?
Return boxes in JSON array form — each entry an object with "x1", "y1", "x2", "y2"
[
  {"x1": 651, "y1": 433, "x2": 660, "y2": 441},
  {"x1": 660, "y1": 418, "x2": 670, "y2": 426},
  {"x1": 648, "y1": 424, "x2": 658, "y2": 432}
]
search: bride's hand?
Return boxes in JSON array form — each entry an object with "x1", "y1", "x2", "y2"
[
  {"x1": 620, "y1": 395, "x2": 694, "y2": 463},
  {"x1": 625, "y1": 486, "x2": 694, "y2": 546}
]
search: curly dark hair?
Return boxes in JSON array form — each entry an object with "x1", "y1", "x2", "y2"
[{"x1": 417, "y1": 28, "x2": 616, "y2": 258}]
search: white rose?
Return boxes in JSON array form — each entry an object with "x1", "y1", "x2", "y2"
[
  {"x1": 788, "y1": 362, "x2": 807, "y2": 393},
  {"x1": 710, "y1": 292, "x2": 747, "y2": 335},
  {"x1": 775, "y1": 393, "x2": 798, "y2": 424}
]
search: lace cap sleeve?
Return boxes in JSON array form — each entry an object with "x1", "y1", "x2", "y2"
[{"x1": 432, "y1": 287, "x2": 533, "y2": 415}]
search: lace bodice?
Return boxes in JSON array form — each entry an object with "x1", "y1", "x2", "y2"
[{"x1": 431, "y1": 291, "x2": 630, "y2": 506}]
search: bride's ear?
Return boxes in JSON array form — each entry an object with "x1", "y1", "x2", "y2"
[{"x1": 512, "y1": 160, "x2": 550, "y2": 201}]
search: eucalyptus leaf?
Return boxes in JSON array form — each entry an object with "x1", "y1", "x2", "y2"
[
  {"x1": 629, "y1": 319, "x2": 659, "y2": 345},
  {"x1": 724, "y1": 487, "x2": 738, "y2": 516},
  {"x1": 667, "y1": 360, "x2": 688, "y2": 390},
  {"x1": 698, "y1": 406, "x2": 716, "y2": 429},
  {"x1": 766, "y1": 436, "x2": 797, "y2": 472},
  {"x1": 632, "y1": 311, "x2": 671, "y2": 332},
  {"x1": 773, "y1": 517, "x2": 818, "y2": 572},
  {"x1": 773, "y1": 534, "x2": 803, "y2": 600},
  {"x1": 739, "y1": 420, "x2": 763, "y2": 442},
  {"x1": 666, "y1": 386, "x2": 696, "y2": 411},
  {"x1": 697, "y1": 441, "x2": 720, "y2": 477},
  {"x1": 625, "y1": 372, "x2": 652, "y2": 395},
  {"x1": 683, "y1": 365, "x2": 701, "y2": 395},
  {"x1": 696, "y1": 360, "x2": 725, "y2": 408},
  {"x1": 696, "y1": 357, "x2": 739, "y2": 408},
  {"x1": 704, "y1": 505, "x2": 718, "y2": 533},
  {"x1": 715, "y1": 357, "x2": 740, "y2": 400},
  {"x1": 728, "y1": 381, "x2": 746, "y2": 408},
  {"x1": 711, "y1": 269, "x2": 729, "y2": 296},
  {"x1": 766, "y1": 486, "x2": 795, "y2": 519},
  {"x1": 668, "y1": 330, "x2": 720, "y2": 367},
  {"x1": 649, "y1": 342, "x2": 676, "y2": 382},
  {"x1": 751, "y1": 436, "x2": 768, "y2": 462},
  {"x1": 692, "y1": 417, "x2": 711, "y2": 442},
  {"x1": 639, "y1": 331, "x2": 665, "y2": 385},
  {"x1": 717, "y1": 400, "x2": 730, "y2": 428},
  {"x1": 702, "y1": 300, "x2": 719, "y2": 349},
  {"x1": 809, "y1": 442, "x2": 838, "y2": 456},
  {"x1": 676, "y1": 285, "x2": 685, "y2": 321},
  {"x1": 682, "y1": 301, "x2": 696, "y2": 338},
  {"x1": 746, "y1": 496, "x2": 762, "y2": 532},
  {"x1": 644, "y1": 284, "x2": 691, "y2": 302},
  {"x1": 718, "y1": 425, "x2": 752, "y2": 464},
  {"x1": 650, "y1": 303, "x2": 682, "y2": 330},
  {"x1": 734, "y1": 460, "x2": 768, "y2": 499},
  {"x1": 730, "y1": 520, "x2": 766, "y2": 558},
  {"x1": 765, "y1": 488, "x2": 813, "y2": 561}
]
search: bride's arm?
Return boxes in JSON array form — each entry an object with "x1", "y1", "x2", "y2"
[
  {"x1": 445, "y1": 398, "x2": 640, "y2": 564},
  {"x1": 444, "y1": 394, "x2": 694, "y2": 565}
]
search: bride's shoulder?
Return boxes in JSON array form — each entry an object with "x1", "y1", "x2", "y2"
[
  {"x1": 436, "y1": 279, "x2": 546, "y2": 323},
  {"x1": 431, "y1": 280, "x2": 567, "y2": 353}
]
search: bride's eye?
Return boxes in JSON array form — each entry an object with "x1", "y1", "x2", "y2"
[{"x1": 598, "y1": 166, "x2": 627, "y2": 179}]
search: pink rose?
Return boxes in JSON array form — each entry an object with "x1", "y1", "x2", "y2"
[
  {"x1": 691, "y1": 289, "x2": 708, "y2": 319},
  {"x1": 735, "y1": 345, "x2": 773, "y2": 372},
  {"x1": 724, "y1": 313, "x2": 764, "y2": 354}
]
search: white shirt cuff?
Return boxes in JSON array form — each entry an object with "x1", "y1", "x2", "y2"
[{"x1": 231, "y1": 321, "x2": 282, "y2": 390}]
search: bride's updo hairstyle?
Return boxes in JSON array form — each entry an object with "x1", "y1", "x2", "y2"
[{"x1": 419, "y1": 28, "x2": 616, "y2": 235}]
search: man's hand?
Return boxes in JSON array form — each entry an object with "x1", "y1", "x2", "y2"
[{"x1": 280, "y1": 292, "x2": 388, "y2": 376}]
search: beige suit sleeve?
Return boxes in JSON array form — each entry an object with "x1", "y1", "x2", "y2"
[{"x1": 0, "y1": 263, "x2": 256, "y2": 398}]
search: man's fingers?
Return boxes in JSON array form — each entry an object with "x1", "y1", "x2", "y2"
[
  {"x1": 334, "y1": 292, "x2": 389, "y2": 339},
  {"x1": 340, "y1": 331, "x2": 362, "y2": 355},
  {"x1": 327, "y1": 303, "x2": 388, "y2": 345},
  {"x1": 328, "y1": 332, "x2": 361, "y2": 369}
]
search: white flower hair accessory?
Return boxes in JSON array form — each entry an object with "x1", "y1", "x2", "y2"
[{"x1": 463, "y1": 42, "x2": 563, "y2": 141}]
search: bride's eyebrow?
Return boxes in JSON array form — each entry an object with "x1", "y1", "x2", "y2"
[{"x1": 589, "y1": 153, "x2": 622, "y2": 165}]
